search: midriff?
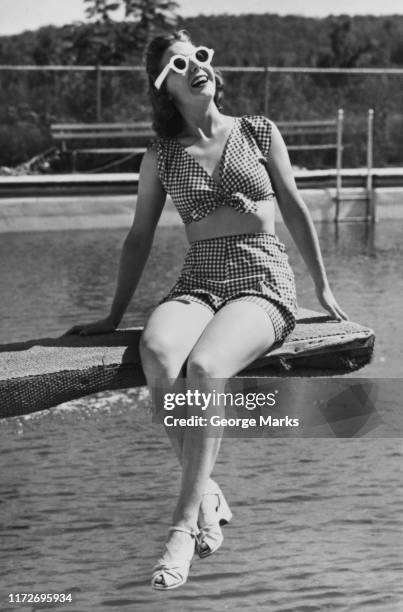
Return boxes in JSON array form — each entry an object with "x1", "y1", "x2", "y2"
[{"x1": 185, "y1": 199, "x2": 276, "y2": 243}]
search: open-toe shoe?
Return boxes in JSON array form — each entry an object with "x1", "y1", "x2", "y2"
[{"x1": 151, "y1": 525, "x2": 199, "y2": 590}]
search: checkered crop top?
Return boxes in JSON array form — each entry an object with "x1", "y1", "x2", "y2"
[{"x1": 155, "y1": 115, "x2": 275, "y2": 225}]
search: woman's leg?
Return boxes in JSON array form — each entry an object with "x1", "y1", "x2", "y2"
[
  {"x1": 150, "y1": 299, "x2": 277, "y2": 587},
  {"x1": 141, "y1": 299, "x2": 222, "y2": 587},
  {"x1": 171, "y1": 299, "x2": 277, "y2": 530},
  {"x1": 139, "y1": 298, "x2": 213, "y2": 458},
  {"x1": 140, "y1": 299, "x2": 223, "y2": 494},
  {"x1": 141, "y1": 298, "x2": 235, "y2": 555}
]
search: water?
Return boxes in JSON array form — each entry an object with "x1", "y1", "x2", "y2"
[
  {"x1": 1, "y1": 218, "x2": 402, "y2": 610},
  {"x1": 0, "y1": 221, "x2": 401, "y2": 376}
]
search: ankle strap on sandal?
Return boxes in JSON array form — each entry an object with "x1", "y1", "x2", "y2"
[{"x1": 169, "y1": 526, "x2": 198, "y2": 538}]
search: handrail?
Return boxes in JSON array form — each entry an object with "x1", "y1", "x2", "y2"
[
  {"x1": 1, "y1": 64, "x2": 403, "y2": 75},
  {"x1": 51, "y1": 122, "x2": 152, "y2": 129}
]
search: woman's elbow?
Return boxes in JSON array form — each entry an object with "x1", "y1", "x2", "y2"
[
  {"x1": 124, "y1": 226, "x2": 154, "y2": 253},
  {"x1": 277, "y1": 193, "x2": 308, "y2": 223}
]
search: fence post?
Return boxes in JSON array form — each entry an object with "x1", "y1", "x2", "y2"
[
  {"x1": 264, "y1": 67, "x2": 270, "y2": 116},
  {"x1": 96, "y1": 64, "x2": 102, "y2": 121},
  {"x1": 334, "y1": 108, "x2": 344, "y2": 222},
  {"x1": 366, "y1": 108, "x2": 375, "y2": 222}
]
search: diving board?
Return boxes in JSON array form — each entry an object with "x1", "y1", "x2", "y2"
[{"x1": 0, "y1": 309, "x2": 375, "y2": 419}]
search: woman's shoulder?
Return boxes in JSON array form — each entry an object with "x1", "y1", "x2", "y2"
[
  {"x1": 148, "y1": 135, "x2": 169, "y2": 149},
  {"x1": 146, "y1": 135, "x2": 176, "y2": 161},
  {"x1": 240, "y1": 115, "x2": 273, "y2": 154},
  {"x1": 150, "y1": 133, "x2": 181, "y2": 151},
  {"x1": 145, "y1": 135, "x2": 177, "y2": 183},
  {"x1": 241, "y1": 114, "x2": 273, "y2": 129}
]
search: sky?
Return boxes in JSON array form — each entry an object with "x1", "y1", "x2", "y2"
[{"x1": 0, "y1": 0, "x2": 402, "y2": 36}]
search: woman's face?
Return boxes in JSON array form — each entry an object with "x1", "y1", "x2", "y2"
[{"x1": 159, "y1": 40, "x2": 216, "y2": 105}]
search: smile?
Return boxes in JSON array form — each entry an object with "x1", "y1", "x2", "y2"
[{"x1": 191, "y1": 73, "x2": 209, "y2": 88}]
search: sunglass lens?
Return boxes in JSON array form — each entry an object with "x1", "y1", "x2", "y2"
[
  {"x1": 173, "y1": 57, "x2": 187, "y2": 71},
  {"x1": 195, "y1": 48, "x2": 209, "y2": 63}
]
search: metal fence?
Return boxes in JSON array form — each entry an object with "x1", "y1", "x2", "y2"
[
  {"x1": 0, "y1": 64, "x2": 402, "y2": 168},
  {"x1": 1, "y1": 64, "x2": 403, "y2": 119}
]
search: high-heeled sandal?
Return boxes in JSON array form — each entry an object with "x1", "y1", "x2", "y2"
[
  {"x1": 151, "y1": 525, "x2": 199, "y2": 590},
  {"x1": 197, "y1": 491, "x2": 233, "y2": 559}
]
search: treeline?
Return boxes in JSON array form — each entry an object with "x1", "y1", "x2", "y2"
[{"x1": 0, "y1": 13, "x2": 402, "y2": 169}]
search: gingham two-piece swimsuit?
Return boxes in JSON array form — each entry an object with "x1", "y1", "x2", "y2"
[{"x1": 154, "y1": 115, "x2": 298, "y2": 344}]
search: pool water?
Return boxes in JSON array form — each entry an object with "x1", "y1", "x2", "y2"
[
  {"x1": 0, "y1": 219, "x2": 402, "y2": 610},
  {"x1": 0, "y1": 220, "x2": 401, "y2": 375}
]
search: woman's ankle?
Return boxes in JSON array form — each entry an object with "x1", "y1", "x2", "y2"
[
  {"x1": 171, "y1": 512, "x2": 198, "y2": 532},
  {"x1": 205, "y1": 477, "x2": 220, "y2": 495}
]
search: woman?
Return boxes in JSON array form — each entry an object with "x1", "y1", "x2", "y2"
[{"x1": 67, "y1": 30, "x2": 348, "y2": 590}]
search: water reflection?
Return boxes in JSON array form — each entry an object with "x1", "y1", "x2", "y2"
[{"x1": 338, "y1": 221, "x2": 378, "y2": 259}]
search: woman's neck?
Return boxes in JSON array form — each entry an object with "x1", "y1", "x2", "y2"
[{"x1": 176, "y1": 101, "x2": 223, "y2": 138}]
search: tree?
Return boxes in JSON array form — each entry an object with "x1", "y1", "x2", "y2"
[
  {"x1": 318, "y1": 16, "x2": 379, "y2": 69},
  {"x1": 84, "y1": 0, "x2": 179, "y2": 37},
  {"x1": 81, "y1": 0, "x2": 179, "y2": 63}
]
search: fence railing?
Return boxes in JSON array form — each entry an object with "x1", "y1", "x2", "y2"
[
  {"x1": 1, "y1": 64, "x2": 403, "y2": 119},
  {"x1": 1, "y1": 64, "x2": 402, "y2": 170}
]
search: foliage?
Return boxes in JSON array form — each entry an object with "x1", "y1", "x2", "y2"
[
  {"x1": 84, "y1": 0, "x2": 179, "y2": 45},
  {"x1": 84, "y1": 0, "x2": 178, "y2": 23},
  {"x1": 0, "y1": 12, "x2": 402, "y2": 168}
]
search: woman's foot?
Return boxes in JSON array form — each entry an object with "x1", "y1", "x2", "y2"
[
  {"x1": 151, "y1": 525, "x2": 199, "y2": 590},
  {"x1": 197, "y1": 485, "x2": 233, "y2": 558}
]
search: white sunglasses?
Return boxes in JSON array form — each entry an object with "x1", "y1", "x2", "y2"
[{"x1": 154, "y1": 46, "x2": 214, "y2": 90}]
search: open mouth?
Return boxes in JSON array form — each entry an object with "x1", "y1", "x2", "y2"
[{"x1": 190, "y1": 73, "x2": 209, "y2": 88}]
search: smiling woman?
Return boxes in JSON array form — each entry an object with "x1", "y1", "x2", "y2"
[
  {"x1": 145, "y1": 30, "x2": 224, "y2": 138},
  {"x1": 65, "y1": 28, "x2": 349, "y2": 592}
]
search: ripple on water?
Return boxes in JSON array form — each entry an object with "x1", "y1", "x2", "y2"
[{"x1": 1, "y1": 222, "x2": 403, "y2": 609}]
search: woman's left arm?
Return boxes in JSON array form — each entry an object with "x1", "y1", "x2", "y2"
[{"x1": 267, "y1": 121, "x2": 349, "y2": 321}]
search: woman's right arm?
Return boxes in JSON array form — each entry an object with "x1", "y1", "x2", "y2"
[{"x1": 65, "y1": 146, "x2": 166, "y2": 336}]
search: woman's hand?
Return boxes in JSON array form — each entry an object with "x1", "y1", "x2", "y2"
[
  {"x1": 64, "y1": 315, "x2": 118, "y2": 337},
  {"x1": 315, "y1": 284, "x2": 349, "y2": 321}
]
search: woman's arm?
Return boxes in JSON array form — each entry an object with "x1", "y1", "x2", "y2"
[
  {"x1": 107, "y1": 146, "x2": 166, "y2": 326},
  {"x1": 66, "y1": 146, "x2": 166, "y2": 335},
  {"x1": 267, "y1": 122, "x2": 348, "y2": 321}
]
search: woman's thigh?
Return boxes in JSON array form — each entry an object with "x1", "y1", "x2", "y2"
[
  {"x1": 140, "y1": 299, "x2": 214, "y2": 376},
  {"x1": 187, "y1": 300, "x2": 276, "y2": 379}
]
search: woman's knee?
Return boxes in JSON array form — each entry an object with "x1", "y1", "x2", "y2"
[
  {"x1": 186, "y1": 350, "x2": 222, "y2": 381},
  {"x1": 139, "y1": 330, "x2": 184, "y2": 377}
]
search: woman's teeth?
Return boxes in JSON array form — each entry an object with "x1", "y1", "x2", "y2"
[{"x1": 191, "y1": 74, "x2": 208, "y2": 88}]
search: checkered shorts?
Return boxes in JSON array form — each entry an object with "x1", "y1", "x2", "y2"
[{"x1": 159, "y1": 233, "x2": 298, "y2": 344}]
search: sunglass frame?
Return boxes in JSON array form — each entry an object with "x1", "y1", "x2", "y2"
[{"x1": 154, "y1": 46, "x2": 214, "y2": 90}]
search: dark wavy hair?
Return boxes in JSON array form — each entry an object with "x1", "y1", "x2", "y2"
[{"x1": 145, "y1": 30, "x2": 224, "y2": 138}]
